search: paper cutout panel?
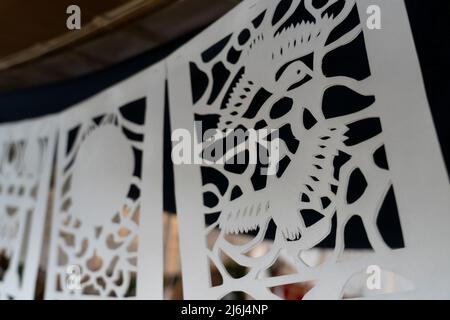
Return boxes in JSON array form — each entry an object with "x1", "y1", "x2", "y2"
[
  {"x1": 168, "y1": 0, "x2": 450, "y2": 299},
  {"x1": 46, "y1": 64, "x2": 165, "y2": 300},
  {"x1": 0, "y1": 118, "x2": 55, "y2": 299}
]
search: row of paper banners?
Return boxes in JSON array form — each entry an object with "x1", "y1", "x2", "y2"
[{"x1": 1, "y1": 0, "x2": 450, "y2": 300}]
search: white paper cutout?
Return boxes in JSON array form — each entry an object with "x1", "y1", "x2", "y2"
[
  {"x1": 0, "y1": 117, "x2": 56, "y2": 299},
  {"x1": 168, "y1": 0, "x2": 450, "y2": 299},
  {"x1": 45, "y1": 63, "x2": 165, "y2": 300}
]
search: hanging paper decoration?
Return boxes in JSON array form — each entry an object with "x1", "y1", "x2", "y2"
[
  {"x1": 168, "y1": 0, "x2": 450, "y2": 299},
  {"x1": 45, "y1": 63, "x2": 165, "y2": 299},
  {"x1": 0, "y1": 117, "x2": 56, "y2": 299}
]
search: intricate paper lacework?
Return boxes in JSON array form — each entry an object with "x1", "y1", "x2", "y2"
[{"x1": 0, "y1": 125, "x2": 53, "y2": 299}]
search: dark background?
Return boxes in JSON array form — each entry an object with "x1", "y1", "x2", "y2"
[{"x1": 0, "y1": 1, "x2": 448, "y2": 246}]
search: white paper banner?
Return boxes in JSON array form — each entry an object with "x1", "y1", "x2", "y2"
[
  {"x1": 168, "y1": 0, "x2": 450, "y2": 299},
  {"x1": 45, "y1": 63, "x2": 165, "y2": 299},
  {"x1": 0, "y1": 117, "x2": 56, "y2": 299}
]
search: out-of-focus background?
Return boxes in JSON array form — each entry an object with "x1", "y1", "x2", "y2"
[
  {"x1": 0, "y1": 0, "x2": 448, "y2": 300},
  {"x1": 0, "y1": 0, "x2": 240, "y2": 91}
]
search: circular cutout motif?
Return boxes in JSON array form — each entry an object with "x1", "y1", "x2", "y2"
[{"x1": 71, "y1": 125, "x2": 134, "y2": 228}]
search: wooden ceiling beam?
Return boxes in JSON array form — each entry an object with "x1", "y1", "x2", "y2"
[{"x1": 0, "y1": 0, "x2": 176, "y2": 72}]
